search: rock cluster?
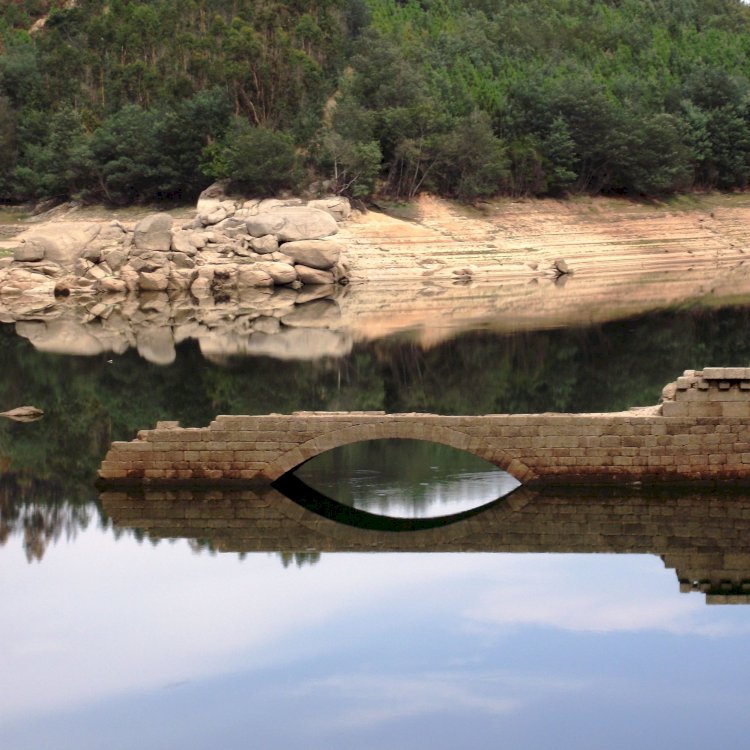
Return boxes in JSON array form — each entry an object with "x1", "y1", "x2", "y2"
[{"x1": 0, "y1": 196, "x2": 352, "y2": 315}]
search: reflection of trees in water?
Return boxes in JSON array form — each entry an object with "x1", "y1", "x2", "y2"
[
  {"x1": 3, "y1": 305, "x2": 750, "y2": 511},
  {"x1": 278, "y1": 551, "x2": 321, "y2": 568},
  {"x1": 0, "y1": 474, "x2": 94, "y2": 562},
  {"x1": 188, "y1": 536, "x2": 321, "y2": 568}
]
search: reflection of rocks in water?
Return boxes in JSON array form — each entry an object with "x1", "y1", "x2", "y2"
[
  {"x1": 101, "y1": 487, "x2": 750, "y2": 604},
  {"x1": 212, "y1": 327, "x2": 352, "y2": 362},
  {"x1": 16, "y1": 318, "x2": 116, "y2": 356},
  {"x1": 6, "y1": 287, "x2": 349, "y2": 364},
  {"x1": 0, "y1": 474, "x2": 93, "y2": 562}
]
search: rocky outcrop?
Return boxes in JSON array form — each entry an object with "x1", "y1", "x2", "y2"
[{"x1": 0, "y1": 196, "x2": 352, "y2": 319}]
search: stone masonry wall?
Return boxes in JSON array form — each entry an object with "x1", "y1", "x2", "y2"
[{"x1": 98, "y1": 369, "x2": 750, "y2": 486}]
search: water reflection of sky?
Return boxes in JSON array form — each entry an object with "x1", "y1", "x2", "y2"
[
  {"x1": 296, "y1": 467, "x2": 521, "y2": 517},
  {"x1": 2, "y1": 527, "x2": 750, "y2": 749},
  {"x1": 294, "y1": 439, "x2": 521, "y2": 518}
]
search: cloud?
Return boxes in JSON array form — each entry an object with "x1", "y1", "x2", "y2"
[
  {"x1": 2, "y1": 534, "x2": 747, "y2": 729},
  {"x1": 293, "y1": 673, "x2": 520, "y2": 728},
  {"x1": 0, "y1": 533, "x2": 485, "y2": 723},
  {"x1": 462, "y1": 555, "x2": 750, "y2": 637}
]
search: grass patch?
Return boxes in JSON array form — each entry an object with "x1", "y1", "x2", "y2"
[
  {"x1": 662, "y1": 191, "x2": 750, "y2": 211},
  {"x1": 371, "y1": 199, "x2": 420, "y2": 221},
  {"x1": 0, "y1": 208, "x2": 28, "y2": 224}
]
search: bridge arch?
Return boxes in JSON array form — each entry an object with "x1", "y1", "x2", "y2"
[{"x1": 263, "y1": 421, "x2": 536, "y2": 483}]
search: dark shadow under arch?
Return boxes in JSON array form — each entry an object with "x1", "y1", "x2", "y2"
[{"x1": 272, "y1": 471, "x2": 526, "y2": 532}]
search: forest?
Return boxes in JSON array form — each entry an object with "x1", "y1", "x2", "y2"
[{"x1": 2, "y1": 0, "x2": 750, "y2": 204}]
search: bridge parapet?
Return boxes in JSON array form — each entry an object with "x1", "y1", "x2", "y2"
[{"x1": 662, "y1": 368, "x2": 750, "y2": 417}]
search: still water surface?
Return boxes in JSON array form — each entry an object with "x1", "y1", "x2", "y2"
[
  {"x1": 294, "y1": 439, "x2": 521, "y2": 518},
  {"x1": 2, "y1": 303, "x2": 750, "y2": 748}
]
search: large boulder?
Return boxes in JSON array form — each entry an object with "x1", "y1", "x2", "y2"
[
  {"x1": 102, "y1": 248, "x2": 128, "y2": 272},
  {"x1": 307, "y1": 197, "x2": 351, "y2": 221},
  {"x1": 295, "y1": 265, "x2": 335, "y2": 285},
  {"x1": 237, "y1": 267, "x2": 274, "y2": 288},
  {"x1": 133, "y1": 213, "x2": 173, "y2": 252},
  {"x1": 279, "y1": 239, "x2": 342, "y2": 270},
  {"x1": 246, "y1": 207, "x2": 338, "y2": 242},
  {"x1": 171, "y1": 230, "x2": 197, "y2": 255},
  {"x1": 257, "y1": 261, "x2": 297, "y2": 285},
  {"x1": 137, "y1": 270, "x2": 169, "y2": 291},
  {"x1": 198, "y1": 201, "x2": 237, "y2": 227},
  {"x1": 13, "y1": 223, "x2": 102, "y2": 268},
  {"x1": 196, "y1": 180, "x2": 233, "y2": 215},
  {"x1": 249, "y1": 234, "x2": 278, "y2": 254},
  {"x1": 13, "y1": 244, "x2": 46, "y2": 262}
]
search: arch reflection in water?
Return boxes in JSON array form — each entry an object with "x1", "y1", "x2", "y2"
[{"x1": 289, "y1": 438, "x2": 521, "y2": 519}]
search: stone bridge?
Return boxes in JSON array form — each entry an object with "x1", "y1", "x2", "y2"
[
  {"x1": 100, "y1": 486, "x2": 750, "y2": 604},
  {"x1": 98, "y1": 368, "x2": 750, "y2": 487}
]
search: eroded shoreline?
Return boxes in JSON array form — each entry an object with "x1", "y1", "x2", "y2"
[{"x1": 2, "y1": 193, "x2": 750, "y2": 362}]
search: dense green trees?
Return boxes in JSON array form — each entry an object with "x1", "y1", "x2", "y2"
[{"x1": 3, "y1": 0, "x2": 750, "y2": 203}]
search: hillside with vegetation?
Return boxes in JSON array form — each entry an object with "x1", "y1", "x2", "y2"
[{"x1": 2, "y1": 0, "x2": 750, "y2": 204}]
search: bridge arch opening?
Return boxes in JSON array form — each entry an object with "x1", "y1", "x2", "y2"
[
  {"x1": 264, "y1": 421, "x2": 536, "y2": 486},
  {"x1": 274, "y1": 437, "x2": 522, "y2": 521}
]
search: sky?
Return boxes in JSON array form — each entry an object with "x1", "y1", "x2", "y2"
[{"x1": 2, "y1": 526, "x2": 750, "y2": 750}]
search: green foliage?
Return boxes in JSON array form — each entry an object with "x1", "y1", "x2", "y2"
[
  {"x1": 4, "y1": 0, "x2": 750, "y2": 201},
  {"x1": 429, "y1": 111, "x2": 509, "y2": 200},
  {"x1": 206, "y1": 118, "x2": 299, "y2": 195},
  {"x1": 84, "y1": 105, "x2": 165, "y2": 204}
]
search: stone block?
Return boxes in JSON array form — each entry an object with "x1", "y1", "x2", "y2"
[
  {"x1": 676, "y1": 376, "x2": 697, "y2": 389},
  {"x1": 721, "y1": 402, "x2": 750, "y2": 418},
  {"x1": 675, "y1": 388, "x2": 708, "y2": 402},
  {"x1": 719, "y1": 367, "x2": 750, "y2": 379},
  {"x1": 702, "y1": 367, "x2": 727, "y2": 379},
  {"x1": 686, "y1": 402, "x2": 723, "y2": 417},
  {"x1": 708, "y1": 387, "x2": 748, "y2": 401}
]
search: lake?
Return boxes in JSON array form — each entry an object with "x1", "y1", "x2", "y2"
[{"x1": 2, "y1": 297, "x2": 750, "y2": 749}]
